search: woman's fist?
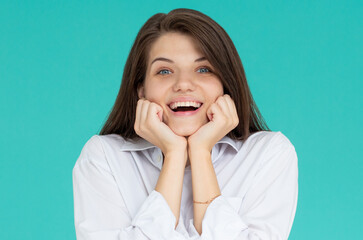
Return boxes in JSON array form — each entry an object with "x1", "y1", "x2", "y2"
[
  {"x1": 188, "y1": 94, "x2": 239, "y2": 152},
  {"x1": 134, "y1": 98, "x2": 187, "y2": 156}
]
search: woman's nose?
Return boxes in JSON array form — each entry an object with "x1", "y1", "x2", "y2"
[{"x1": 172, "y1": 72, "x2": 196, "y2": 92}]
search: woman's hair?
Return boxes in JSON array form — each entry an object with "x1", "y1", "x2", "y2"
[{"x1": 99, "y1": 8, "x2": 270, "y2": 141}]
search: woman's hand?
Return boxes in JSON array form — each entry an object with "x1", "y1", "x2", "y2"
[
  {"x1": 187, "y1": 94, "x2": 239, "y2": 153},
  {"x1": 134, "y1": 98, "x2": 188, "y2": 157}
]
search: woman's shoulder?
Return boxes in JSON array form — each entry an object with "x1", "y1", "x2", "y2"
[
  {"x1": 74, "y1": 134, "x2": 129, "y2": 169},
  {"x1": 242, "y1": 130, "x2": 296, "y2": 155},
  {"x1": 80, "y1": 134, "x2": 127, "y2": 151},
  {"x1": 244, "y1": 130, "x2": 297, "y2": 166},
  {"x1": 246, "y1": 130, "x2": 294, "y2": 146}
]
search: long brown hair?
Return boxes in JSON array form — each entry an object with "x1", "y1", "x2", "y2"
[{"x1": 99, "y1": 8, "x2": 270, "y2": 141}]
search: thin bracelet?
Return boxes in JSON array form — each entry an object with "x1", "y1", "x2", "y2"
[{"x1": 193, "y1": 194, "x2": 221, "y2": 204}]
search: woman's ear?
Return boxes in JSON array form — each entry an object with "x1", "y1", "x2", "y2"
[{"x1": 137, "y1": 85, "x2": 145, "y2": 99}]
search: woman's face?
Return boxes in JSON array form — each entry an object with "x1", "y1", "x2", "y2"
[{"x1": 138, "y1": 32, "x2": 224, "y2": 137}]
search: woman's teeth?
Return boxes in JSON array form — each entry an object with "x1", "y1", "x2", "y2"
[{"x1": 170, "y1": 101, "x2": 202, "y2": 110}]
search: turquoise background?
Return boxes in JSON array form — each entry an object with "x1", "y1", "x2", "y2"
[{"x1": 0, "y1": 0, "x2": 362, "y2": 239}]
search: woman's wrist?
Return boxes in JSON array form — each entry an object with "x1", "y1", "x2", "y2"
[
  {"x1": 187, "y1": 137, "x2": 213, "y2": 154},
  {"x1": 188, "y1": 144, "x2": 211, "y2": 156},
  {"x1": 163, "y1": 147, "x2": 188, "y2": 165},
  {"x1": 188, "y1": 147, "x2": 211, "y2": 165},
  {"x1": 161, "y1": 137, "x2": 187, "y2": 157}
]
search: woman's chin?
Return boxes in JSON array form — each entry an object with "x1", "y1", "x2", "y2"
[{"x1": 170, "y1": 125, "x2": 200, "y2": 137}]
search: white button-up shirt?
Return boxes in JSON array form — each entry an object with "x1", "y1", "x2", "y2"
[{"x1": 72, "y1": 131, "x2": 298, "y2": 239}]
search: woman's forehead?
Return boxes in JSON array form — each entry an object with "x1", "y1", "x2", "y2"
[{"x1": 148, "y1": 33, "x2": 204, "y2": 59}]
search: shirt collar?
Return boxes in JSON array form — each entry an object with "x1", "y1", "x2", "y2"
[{"x1": 119, "y1": 135, "x2": 240, "y2": 153}]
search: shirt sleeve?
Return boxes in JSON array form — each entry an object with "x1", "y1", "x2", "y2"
[
  {"x1": 191, "y1": 133, "x2": 299, "y2": 240},
  {"x1": 72, "y1": 136, "x2": 189, "y2": 240}
]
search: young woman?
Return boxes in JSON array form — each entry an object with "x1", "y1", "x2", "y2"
[{"x1": 73, "y1": 8, "x2": 298, "y2": 240}]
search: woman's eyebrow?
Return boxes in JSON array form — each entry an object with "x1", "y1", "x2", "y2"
[{"x1": 150, "y1": 57, "x2": 207, "y2": 66}]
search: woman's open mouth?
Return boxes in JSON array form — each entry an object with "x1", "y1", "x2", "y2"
[{"x1": 168, "y1": 101, "x2": 203, "y2": 116}]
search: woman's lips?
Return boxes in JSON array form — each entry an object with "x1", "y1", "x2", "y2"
[{"x1": 167, "y1": 104, "x2": 203, "y2": 117}]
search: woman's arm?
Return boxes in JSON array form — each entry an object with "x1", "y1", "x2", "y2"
[
  {"x1": 187, "y1": 135, "x2": 298, "y2": 239},
  {"x1": 188, "y1": 148, "x2": 221, "y2": 234},
  {"x1": 155, "y1": 149, "x2": 188, "y2": 227},
  {"x1": 73, "y1": 136, "x2": 190, "y2": 239},
  {"x1": 187, "y1": 94, "x2": 239, "y2": 235},
  {"x1": 134, "y1": 99, "x2": 188, "y2": 228}
]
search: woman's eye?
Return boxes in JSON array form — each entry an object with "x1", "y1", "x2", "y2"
[
  {"x1": 157, "y1": 69, "x2": 171, "y2": 75},
  {"x1": 197, "y1": 67, "x2": 212, "y2": 73},
  {"x1": 157, "y1": 67, "x2": 212, "y2": 75}
]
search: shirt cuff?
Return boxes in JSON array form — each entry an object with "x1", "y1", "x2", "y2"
[
  {"x1": 131, "y1": 190, "x2": 185, "y2": 239},
  {"x1": 200, "y1": 195, "x2": 248, "y2": 239}
]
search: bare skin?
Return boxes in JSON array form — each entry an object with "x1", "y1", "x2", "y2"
[
  {"x1": 134, "y1": 95, "x2": 239, "y2": 234},
  {"x1": 134, "y1": 99, "x2": 188, "y2": 227},
  {"x1": 134, "y1": 32, "x2": 239, "y2": 234}
]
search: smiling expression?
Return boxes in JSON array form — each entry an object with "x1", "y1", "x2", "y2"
[{"x1": 138, "y1": 32, "x2": 224, "y2": 137}]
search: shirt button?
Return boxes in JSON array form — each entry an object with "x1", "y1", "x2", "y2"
[{"x1": 158, "y1": 155, "x2": 162, "y2": 162}]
